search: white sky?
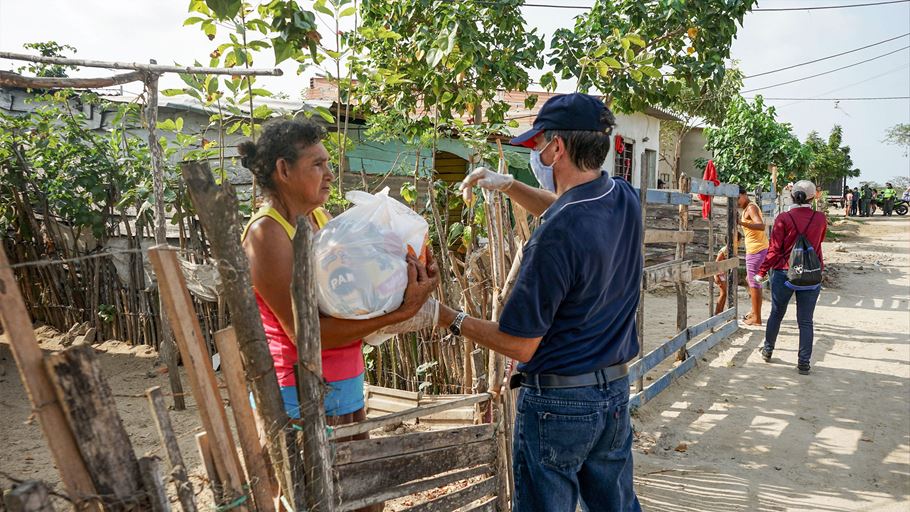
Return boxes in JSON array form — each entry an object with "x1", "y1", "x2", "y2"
[{"x1": 1, "y1": 0, "x2": 908, "y2": 186}]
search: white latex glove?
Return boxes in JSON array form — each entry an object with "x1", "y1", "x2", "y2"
[{"x1": 460, "y1": 167, "x2": 514, "y2": 204}]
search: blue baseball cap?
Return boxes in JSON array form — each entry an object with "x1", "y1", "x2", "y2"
[{"x1": 510, "y1": 93, "x2": 611, "y2": 148}]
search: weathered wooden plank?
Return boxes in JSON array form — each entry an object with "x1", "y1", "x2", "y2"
[
  {"x1": 690, "y1": 178, "x2": 741, "y2": 198},
  {"x1": 196, "y1": 432, "x2": 222, "y2": 503},
  {"x1": 336, "y1": 440, "x2": 496, "y2": 503},
  {"x1": 44, "y1": 345, "x2": 142, "y2": 508},
  {"x1": 632, "y1": 188, "x2": 693, "y2": 205},
  {"x1": 3, "y1": 481, "x2": 56, "y2": 512},
  {"x1": 214, "y1": 328, "x2": 276, "y2": 512},
  {"x1": 636, "y1": 165, "x2": 649, "y2": 394},
  {"x1": 643, "y1": 260, "x2": 692, "y2": 290},
  {"x1": 402, "y1": 476, "x2": 497, "y2": 512},
  {"x1": 365, "y1": 384, "x2": 420, "y2": 401},
  {"x1": 148, "y1": 247, "x2": 246, "y2": 500},
  {"x1": 138, "y1": 457, "x2": 171, "y2": 512},
  {"x1": 337, "y1": 465, "x2": 492, "y2": 512},
  {"x1": 688, "y1": 319, "x2": 739, "y2": 361},
  {"x1": 291, "y1": 217, "x2": 335, "y2": 512},
  {"x1": 145, "y1": 387, "x2": 197, "y2": 512},
  {"x1": 687, "y1": 308, "x2": 736, "y2": 340},
  {"x1": 0, "y1": 246, "x2": 99, "y2": 509},
  {"x1": 461, "y1": 496, "x2": 497, "y2": 512},
  {"x1": 180, "y1": 161, "x2": 292, "y2": 502},
  {"x1": 330, "y1": 393, "x2": 492, "y2": 440},
  {"x1": 631, "y1": 320, "x2": 738, "y2": 408},
  {"x1": 334, "y1": 424, "x2": 495, "y2": 466},
  {"x1": 691, "y1": 257, "x2": 741, "y2": 281},
  {"x1": 628, "y1": 308, "x2": 737, "y2": 382},
  {"x1": 644, "y1": 229, "x2": 695, "y2": 244}
]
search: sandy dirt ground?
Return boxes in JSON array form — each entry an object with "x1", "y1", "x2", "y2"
[
  {"x1": 632, "y1": 213, "x2": 910, "y2": 511},
  {"x1": 1, "y1": 214, "x2": 906, "y2": 511}
]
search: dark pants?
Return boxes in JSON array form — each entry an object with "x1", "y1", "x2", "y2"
[
  {"x1": 763, "y1": 270, "x2": 821, "y2": 366},
  {"x1": 884, "y1": 198, "x2": 894, "y2": 216},
  {"x1": 850, "y1": 200, "x2": 858, "y2": 216},
  {"x1": 513, "y1": 376, "x2": 641, "y2": 512},
  {"x1": 861, "y1": 199, "x2": 871, "y2": 216}
]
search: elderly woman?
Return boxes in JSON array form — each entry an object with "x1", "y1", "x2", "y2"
[{"x1": 239, "y1": 119, "x2": 437, "y2": 432}]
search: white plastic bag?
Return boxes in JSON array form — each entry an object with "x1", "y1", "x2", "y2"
[{"x1": 314, "y1": 188, "x2": 428, "y2": 320}]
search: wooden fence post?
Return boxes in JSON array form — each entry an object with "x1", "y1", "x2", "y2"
[
  {"x1": 179, "y1": 160, "x2": 293, "y2": 502},
  {"x1": 0, "y1": 245, "x2": 99, "y2": 510},
  {"x1": 707, "y1": 195, "x2": 715, "y2": 320},
  {"x1": 675, "y1": 175, "x2": 691, "y2": 361},
  {"x1": 44, "y1": 345, "x2": 142, "y2": 510},
  {"x1": 143, "y1": 69, "x2": 185, "y2": 411},
  {"x1": 291, "y1": 217, "x2": 335, "y2": 512},
  {"x1": 147, "y1": 247, "x2": 247, "y2": 504},
  {"x1": 727, "y1": 198, "x2": 737, "y2": 312},
  {"x1": 138, "y1": 457, "x2": 171, "y2": 512},
  {"x1": 214, "y1": 327, "x2": 277, "y2": 512},
  {"x1": 636, "y1": 157, "x2": 648, "y2": 392},
  {"x1": 145, "y1": 386, "x2": 197, "y2": 512}
]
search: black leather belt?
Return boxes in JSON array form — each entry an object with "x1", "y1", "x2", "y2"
[{"x1": 509, "y1": 363, "x2": 629, "y2": 390}]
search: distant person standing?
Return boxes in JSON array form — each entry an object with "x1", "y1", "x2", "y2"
[
  {"x1": 756, "y1": 181, "x2": 827, "y2": 375},
  {"x1": 861, "y1": 184, "x2": 872, "y2": 217},
  {"x1": 738, "y1": 186, "x2": 768, "y2": 325},
  {"x1": 871, "y1": 189, "x2": 879, "y2": 215},
  {"x1": 844, "y1": 189, "x2": 854, "y2": 217},
  {"x1": 882, "y1": 183, "x2": 897, "y2": 216},
  {"x1": 850, "y1": 187, "x2": 860, "y2": 216}
]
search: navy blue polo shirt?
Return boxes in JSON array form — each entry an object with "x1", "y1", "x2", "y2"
[{"x1": 499, "y1": 172, "x2": 642, "y2": 376}]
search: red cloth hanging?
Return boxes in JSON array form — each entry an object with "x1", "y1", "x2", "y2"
[
  {"x1": 614, "y1": 135, "x2": 624, "y2": 154},
  {"x1": 701, "y1": 160, "x2": 719, "y2": 219}
]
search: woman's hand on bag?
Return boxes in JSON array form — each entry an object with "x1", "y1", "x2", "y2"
[{"x1": 394, "y1": 250, "x2": 440, "y2": 321}]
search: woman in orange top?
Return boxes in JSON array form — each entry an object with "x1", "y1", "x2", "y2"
[
  {"x1": 737, "y1": 186, "x2": 769, "y2": 326},
  {"x1": 238, "y1": 119, "x2": 437, "y2": 435}
]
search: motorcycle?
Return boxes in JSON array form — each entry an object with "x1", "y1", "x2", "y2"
[{"x1": 873, "y1": 197, "x2": 909, "y2": 215}]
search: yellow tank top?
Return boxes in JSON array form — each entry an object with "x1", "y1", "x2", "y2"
[
  {"x1": 241, "y1": 205, "x2": 330, "y2": 242},
  {"x1": 741, "y1": 203, "x2": 769, "y2": 254}
]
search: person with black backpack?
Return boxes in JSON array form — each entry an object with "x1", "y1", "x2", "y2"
[{"x1": 754, "y1": 181, "x2": 827, "y2": 375}]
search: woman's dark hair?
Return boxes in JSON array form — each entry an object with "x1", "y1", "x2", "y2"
[
  {"x1": 237, "y1": 119, "x2": 326, "y2": 194},
  {"x1": 544, "y1": 107, "x2": 617, "y2": 171},
  {"x1": 792, "y1": 191, "x2": 809, "y2": 204}
]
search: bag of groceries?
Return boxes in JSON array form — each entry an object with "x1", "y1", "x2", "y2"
[{"x1": 314, "y1": 188, "x2": 432, "y2": 342}]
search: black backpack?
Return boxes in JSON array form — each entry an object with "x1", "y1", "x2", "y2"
[{"x1": 786, "y1": 211, "x2": 823, "y2": 287}]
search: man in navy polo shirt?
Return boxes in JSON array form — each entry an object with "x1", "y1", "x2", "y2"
[{"x1": 436, "y1": 93, "x2": 642, "y2": 511}]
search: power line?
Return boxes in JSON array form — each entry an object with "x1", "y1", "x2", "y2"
[
  {"x1": 484, "y1": 0, "x2": 910, "y2": 11},
  {"x1": 744, "y1": 33, "x2": 909, "y2": 78},
  {"x1": 745, "y1": 96, "x2": 909, "y2": 100},
  {"x1": 750, "y1": 0, "x2": 909, "y2": 11},
  {"x1": 742, "y1": 45, "x2": 910, "y2": 93}
]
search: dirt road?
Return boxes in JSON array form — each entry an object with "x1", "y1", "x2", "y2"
[{"x1": 632, "y1": 214, "x2": 910, "y2": 511}]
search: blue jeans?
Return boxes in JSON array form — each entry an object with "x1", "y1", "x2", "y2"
[
  {"x1": 763, "y1": 270, "x2": 821, "y2": 366},
  {"x1": 513, "y1": 376, "x2": 641, "y2": 512}
]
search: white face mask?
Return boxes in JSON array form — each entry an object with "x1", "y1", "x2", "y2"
[{"x1": 530, "y1": 139, "x2": 556, "y2": 192}]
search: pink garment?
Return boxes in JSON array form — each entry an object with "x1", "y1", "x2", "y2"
[
  {"x1": 700, "y1": 160, "x2": 720, "y2": 219},
  {"x1": 255, "y1": 291, "x2": 364, "y2": 387}
]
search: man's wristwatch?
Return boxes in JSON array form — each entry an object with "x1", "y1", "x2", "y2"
[{"x1": 449, "y1": 311, "x2": 468, "y2": 337}]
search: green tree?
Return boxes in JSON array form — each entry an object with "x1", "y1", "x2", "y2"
[
  {"x1": 546, "y1": 0, "x2": 756, "y2": 113},
  {"x1": 16, "y1": 41, "x2": 78, "y2": 78},
  {"x1": 705, "y1": 95, "x2": 810, "y2": 190},
  {"x1": 803, "y1": 126, "x2": 859, "y2": 188},
  {"x1": 351, "y1": 0, "x2": 545, "y2": 139},
  {"x1": 883, "y1": 123, "x2": 910, "y2": 156},
  {"x1": 659, "y1": 66, "x2": 744, "y2": 185}
]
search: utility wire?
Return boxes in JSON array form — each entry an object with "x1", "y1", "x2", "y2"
[
  {"x1": 485, "y1": 0, "x2": 910, "y2": 11},
  {"x1": 745, "y1": 96, "x2": 909, "y2": 100},
  {"x1": 742, "y1": 45, "x2": 910, "y2": 93},
  {"x1": 745, "y1": 33, "x2": 909, "y2": 78}
]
